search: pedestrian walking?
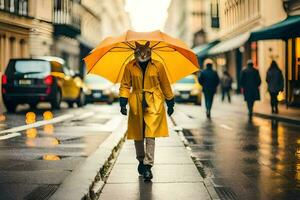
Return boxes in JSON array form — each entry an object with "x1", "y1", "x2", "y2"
[
  {"x1": 84, "y1": 30, "x2": 199, "y2": 182},
  {"x1": 198, "y1": 59, "x2": 220, "y2": 118},
  {"x1": 266, "y1": 60, "x2": 284, "y2": 114},
  {"x1": 119, "y1": 42, "x2": 175, "y2": 181},
  {"x1": 240, "y1": 60, "x2": 261, "y2": 120},
  {"x1": 220, "y1": 70, "x2": 233, "y2": 103}
]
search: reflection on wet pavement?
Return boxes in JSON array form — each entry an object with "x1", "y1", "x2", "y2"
[
  {"x1": 43, "y1": 154, "x2": 61, "y2": 161},
  {"x1": 0, "y1": 104, "x2": 119, "y2": 199},
  {"x1": 174, "y1": 104, "x2": 300, "y2": 200},
  {"x1": 25, "y1": 112, "x2": 36, "y2": 124}
]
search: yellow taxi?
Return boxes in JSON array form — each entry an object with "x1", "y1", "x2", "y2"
[
  {"x1": 172, "y1": 74, "x2": 202, "y2": 105},
  {"x1": 84, "y1": 74, "x2": 119, "y2": 104},
  {"x1": 2, "y1": 56, "x2": 86, "y2": 111}
]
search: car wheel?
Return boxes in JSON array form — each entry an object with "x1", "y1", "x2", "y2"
[
  {"x1": 51, "y1": 90, "x2": 61, "y2": 110},
  {"x1": 67, "y1": 101, "x2": 74, "y2": 108},
  {"x1": 5, "y1": 103, "x2": 16, "y2": 113},
  {"x1": 29, "y1": 102, "x2": 38, "y2": 109},
  {"x1": 76, "y1": 91, "x2": 85, "y2": 107}
]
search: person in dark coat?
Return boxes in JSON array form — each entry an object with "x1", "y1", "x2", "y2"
[
  {"x1": 266, "y1": 60, "x2": 284, "y2": 114},
  {"x1": 240, "y1": 60, "x2": 261, "y2": 119},
  {"x1": 220, "y1": 70, "x2": 233, "y2": 103},
  {"x1": 198, "y1": 59, "x2": 220, "y2": 118}
]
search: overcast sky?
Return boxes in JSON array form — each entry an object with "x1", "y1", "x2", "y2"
[{"x1": 125, "y1": 0, "x2": 171, "y2": 32}]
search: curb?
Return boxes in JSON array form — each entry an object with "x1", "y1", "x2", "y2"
[
  {"x1": 253, "y1": 112, "x2": 300, "y2": 125},
  {"x1": 170, "y1": 117, "x2": 220, "y2": 200},
  {"x1": 49, "y1": 119, "x2": 127, "y2": 200}
]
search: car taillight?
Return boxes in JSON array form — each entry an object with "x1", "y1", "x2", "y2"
[
  {"x1": 46, "y1": 87, "x2": 51, "y2": 94},
  {"x1": 44, "y1": 75, "x2": 53, "y2": 85},
  {"x1": 2, "y1": 75, "x2": 7, "y2": 85}
]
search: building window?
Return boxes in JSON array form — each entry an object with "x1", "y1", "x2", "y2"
[
  {"x1": 0, "y1": 0, "x2": 28, "y2": 16},
  {"x1": 211, "y1": 0, "x2": 220, "y2": 28}
]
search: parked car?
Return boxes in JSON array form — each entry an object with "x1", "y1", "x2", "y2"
[
  {"x1": 2, "y1": 57, "x2": 86, "y2": 112},
  {"x1": 84, "y1": 74, "x2": 119, "y2": 104},
  {"x1": 173, "y1": 75, "x2": 202, "y2": 105}
]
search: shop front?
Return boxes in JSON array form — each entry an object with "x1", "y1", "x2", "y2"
[{"x1": 250, "y1": 15, "x2": 300, "y2": 106}]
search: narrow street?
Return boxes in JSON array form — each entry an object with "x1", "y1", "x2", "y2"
[
  {"x1": 172, "y1": 97, "x2": 300, "y2": 200},
  {"x1": 0, "y1": 103, "x2": 122, "y2": 200}
]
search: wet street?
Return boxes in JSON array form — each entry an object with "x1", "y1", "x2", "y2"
[
  {"x1": 0, "y1": 98, "x2": 300, "y2": 200},
  {"x1": 172, "y1": 97, "x2": 300, "y2": 200},
  {"x1": 0, "y1": 103, "x2": 121, "y2": 200}
]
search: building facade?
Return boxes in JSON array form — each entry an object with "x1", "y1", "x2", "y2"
[
  {"x1": 197, "y1": 0, "x2": 288, "y2": 102},
  {"x1": 165, "y1": 0, "x2": 300, "y2": 104},
  {"x1": 0, "y1": 0, "x2": 53, "y2": 72},
  {"x1": 0, "y1": 0, "x2": 130, "y2": 74}
]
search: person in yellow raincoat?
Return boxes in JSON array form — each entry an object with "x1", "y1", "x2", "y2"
[{"x1": 119, "y1": 41, "x2": 174, "y2": 181}]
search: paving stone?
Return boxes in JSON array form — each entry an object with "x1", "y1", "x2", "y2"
[
  {"x1": 100, "y1": 182, "x2": 211, "y2": 200},
  {"x1": 107, "y1": 163, "x2": 202, "y2": 183},
  {"x1": 116, "y1": 146, "x2": 193, "y2": 164}
]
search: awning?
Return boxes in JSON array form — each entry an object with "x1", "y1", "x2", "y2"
[
  {"x1": 192, "y1": 40, "x2": 219, "y2": 58},
  {"x1": 208, "y1": 32, "x2": 250, "y2": 55},
  {"x1": 250, "y1": 15, "x2": 300, "y2": 41}
]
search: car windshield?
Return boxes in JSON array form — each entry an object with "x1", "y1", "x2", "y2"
[
  {"x1": 13, "y1": 60, "x2": 51, "y2": 78},
  {"x1": 177, "y1": 76, "x2": 195, "y2": 84},
  {"x1": 85, "y1": 75, "x2": 111, "y2": 84}
]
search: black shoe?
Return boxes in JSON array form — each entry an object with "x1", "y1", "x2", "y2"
[
  {"x1": 138, "y1": 161, "x2": 145, "y2": 175},
  {"x1": 143, "y1": 165, "x2": 153, "y2": 182},
  {"x1": 206, "y1": 110, "x2": 211, "y2": 118}
]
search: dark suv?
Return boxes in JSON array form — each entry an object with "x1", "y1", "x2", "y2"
[{"x1": 2, "y1": 57, "x2": 86, "y2": 112}]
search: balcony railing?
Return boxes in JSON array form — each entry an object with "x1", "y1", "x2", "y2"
[
  {"x1": 0, "y1": 0, "x2": 28, "y2": 16},
  {"x1": 53, "y1": 0, "x2": 81, "y2": 38}
]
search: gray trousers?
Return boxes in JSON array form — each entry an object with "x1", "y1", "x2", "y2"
[{"x1": 134, "y1": 138, "x2": 155, "y2": 166}]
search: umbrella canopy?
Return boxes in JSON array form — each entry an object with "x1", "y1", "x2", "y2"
[{"x1": 84, "y1": 30, "x2": 199, "y2": 83}]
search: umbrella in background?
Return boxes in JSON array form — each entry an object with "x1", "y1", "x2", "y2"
[{"x1": 84, "y1": 30, "x2": 199, "y2": 83}]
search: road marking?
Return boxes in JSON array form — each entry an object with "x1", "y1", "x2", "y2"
[
  {"x1": 72, "y1": 112, "x2": 94, "y2": 121},
  {"x1": 0, "y1": 114, "x2": 75, "y2": 135},
  {"x1": 0, "y1": 132, "x2": 21, "y2": 140},
  {"x1": 220, "y1": 124, "x2": 233, "y2": 130}
]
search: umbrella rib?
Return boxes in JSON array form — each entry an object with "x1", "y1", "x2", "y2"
[
  {"x1": 150, "y1": 41, "x2": 161, "y2": 49},
  {"x1": 115, "y1": 52, "x2": 134, "y2": 82},
  {"x1": 152, "y1": 46, "x2": 176, "y2": 50},
  {"x1": 153, "y1": 49, "x2": 176, "y2": 52},
  {"x1": 123, "y1": 42, "x2": 135, "y2": 50},
  {"x1": 87, "y1": 46, "x2": 132, "y2": 74}
]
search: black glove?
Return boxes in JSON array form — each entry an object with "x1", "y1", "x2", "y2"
[
  {"x1": 120, "y1": 106, "x2": 127, "y2": 116},
  {"x1": 167, "y1": 107, "x2": 174, "y2": 116},
  {"x1": 119, "y1": 97, "x2": 128, "y2": 116},
  {"x1": 166, "y1": 98, "x2": 175, "y2": 116}
]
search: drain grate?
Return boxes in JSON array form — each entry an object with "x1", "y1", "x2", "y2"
[
  {"x1": 182, "y1": 129, "x2": 193, "y2": 137},
  {"x1": 24, "y1": 184, "x2": 58, "y2": 200},
  {"x1": 214, "y1": 187, "x2": 238, "y2": 200},
  {"x1": 201, "y1": 160, "x2": 214, "y2": 168}
]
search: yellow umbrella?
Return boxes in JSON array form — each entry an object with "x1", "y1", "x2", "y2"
[{"x1": 84, "y1": 30, "x2": 199, "y2": 83}]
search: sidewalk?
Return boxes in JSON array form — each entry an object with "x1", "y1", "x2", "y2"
[
  {"x1": 221, "y1": 94, "x2": 300, "y2": 124},
  {"x1": 98, "y1": 124, "x2": 215, "y2": 200},
  {"x1": 254, "y1": 100, "x2": 300, "y2": 124}
]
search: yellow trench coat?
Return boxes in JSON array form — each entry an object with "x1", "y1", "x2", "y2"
[{"x1": 119, "y1": 59, "x2": 174, "y2": 140}]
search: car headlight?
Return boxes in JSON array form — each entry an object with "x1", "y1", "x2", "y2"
[
  {"x1": 191, "y1": 88, "x2": 200, "y2": 95},
  {"x1": 103, "y1": 89, "x2": 111, "y2": 95},
  {"x1": 174, "y1": 90, "x2": 180, "y2": 96}
]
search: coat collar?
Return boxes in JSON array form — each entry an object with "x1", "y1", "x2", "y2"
[{"x1": 133, "y1": 58, "x2": 154, "y2": 68}]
